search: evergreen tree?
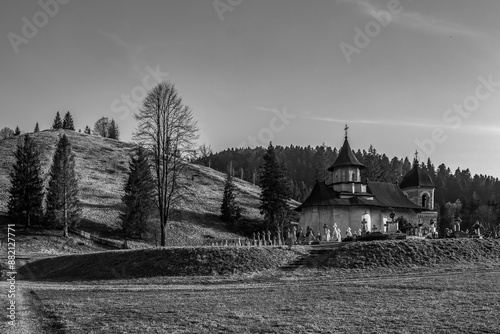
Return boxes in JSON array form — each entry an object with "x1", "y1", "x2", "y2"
[
  {"x1": 362, "y1": 145, "x2": 386, "y2": 182},
  {"x1": 259, "y1": 142, "x2": 291, "y2": 237},
  {"x1": 120, "y1": 146, "x2": 155, "y2": 243},
  {"x1": 34, "y1": 122, "x2": 40, "y2": 133},
  {"x1": 8, "y1": 135, "x2": 45, "y2": 227},
  {"x1": 52, "y1": 111, "x2": 63, "y2": 130},
  {"x1": 401, "y1": 157, "x2": 412, "y2": 178},
  {"x1": 13, "y1": 126, "x2": 21, "y2": 136},
  {"x1": 220, "y1": 173, "x2": 242, "y2": 224},
  {"x1": 62, "y1": 111, "x2": 75, "y2": 130},
  {"x1": 84, "y1": 125, "x2": 91, "y2": 135},
  {"x1": 313, "y1": 143, "x2": 328, "y2": 182},
  {"x1": 108, "y1": 119, "x2": 120, "y2": 140},
  {"x1": 45, "y1": 134, "x2": 81, "y2": 237}
]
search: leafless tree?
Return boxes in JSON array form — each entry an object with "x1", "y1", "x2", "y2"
[
  {"x1": 134, "y1": 81, "x2": 199, "y2": 246},
  {"x1": 198, "y1": 143, "x2": 212, "y2": 167},
  {"x1": 0, "y1": 127, "x2": 14, "y2": 139},
  {"x1": 93, "y1": 117, "x2": 110, "y2": 137}
]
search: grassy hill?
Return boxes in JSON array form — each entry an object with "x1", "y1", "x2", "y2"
[
  {"x1": 323, "y1": 238, "x2": 500, "y2": 269},
  {"x1": 18, "y1": 246, "x2": 308, "y2": 280},
  {"x1": 0, "y1": 130, "x2": 298, "y2": 247}
]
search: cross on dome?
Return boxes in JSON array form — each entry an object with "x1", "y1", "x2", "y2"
[{"x1": 413, "y1": 150, "x2": 419, "y2": 166}]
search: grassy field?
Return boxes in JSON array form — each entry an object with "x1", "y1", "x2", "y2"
[
  {"x1": 3, "y1": 265, "x2": 499, "y2": 333},
  {"x1": 3, "y1": 239, "x2": 498, "y2": 333}
]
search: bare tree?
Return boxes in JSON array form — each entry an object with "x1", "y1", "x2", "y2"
[
  {"x1": 0, "y1": 127, "x2": 14, "y2": 139},
  {"x1": 93, "y1": 117, "x2": 110, "y2": 137},
  {"x1": 134, "y1": 81, "x2": 199, "y2": 246},
  {"x1": 198, "y1": 143, "x2": 212, "y2": 167}
]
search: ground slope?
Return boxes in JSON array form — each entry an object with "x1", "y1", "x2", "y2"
[{"x1": 0, "y1": 130, "x2": 298, "y2": 247}]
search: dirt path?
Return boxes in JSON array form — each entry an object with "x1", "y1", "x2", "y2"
[
  {"x1": 1, "y1": 284, "x2": 45, "y2": 334},
  {"x1": 18, "y1": 266, "x2": 500, "y2": 293}
]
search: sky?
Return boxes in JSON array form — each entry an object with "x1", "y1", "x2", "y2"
[{"x1": 1, "y1": 0, "x2": 499, "y2": 177}]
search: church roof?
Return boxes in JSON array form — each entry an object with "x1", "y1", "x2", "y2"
[
  {"x1": 400, "y1": 163, "x2": 436, "y2": 189},
  {"x1": 327, "y1": 137, "x2": 365, "y2": 171},
  {"x1": 295, "y1": 180, "x2": 425, "y2": 211},
  {"x1": 366, "y1": 181, "x2": 425, "y2": 209}
]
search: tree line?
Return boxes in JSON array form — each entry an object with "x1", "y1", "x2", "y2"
[{"x1": 0, "y1": 112, "x2": 120, "y2": 140}]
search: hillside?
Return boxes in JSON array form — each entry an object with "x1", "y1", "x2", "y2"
[{"x1": 0, "y1": 130, "x2": 298, "y2": 247}]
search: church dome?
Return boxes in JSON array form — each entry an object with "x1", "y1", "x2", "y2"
[
  {"x1": 400, "y1": 162, "x2": 436, "y2": 189},
  {"x1": 327, "y1": 137, "x2": 365, "y2": 171}
]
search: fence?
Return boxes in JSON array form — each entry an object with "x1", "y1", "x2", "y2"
[{"x1": 69, "y1": 227, "x2": 126, "y2": 249}]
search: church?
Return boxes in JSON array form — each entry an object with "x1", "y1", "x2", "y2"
[{"x1": 295, "y1": 127, "x2": 438, "y2": 237}]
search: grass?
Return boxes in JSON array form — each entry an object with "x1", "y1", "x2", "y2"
[
  {"x1": 0, "y1": 228, "x2": 112, "y2": 256},
  {"x1": 15, "y1": 238, "x2": 500, "y2": 281},
  {"x1": 0, "y1": 130, "x2": 299, "y2": 246},
  {"x1": 5, "y1": 265, "x2": 499, "y2": 333},
  {"x1": 17, "y1": 246, "x2": 308, "y2": 281},
  {"x1": 4, "y1": 238, "x2": 500, "y2": 333},
  {"x1": 324, "y1": 239, "x2": 500, "y2": 269}
]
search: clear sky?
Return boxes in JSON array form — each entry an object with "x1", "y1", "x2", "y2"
[{"x1": 1, "y1": 0, "x2": 499, "y2": 177}]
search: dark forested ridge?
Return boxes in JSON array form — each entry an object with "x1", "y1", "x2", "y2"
[{"x1": 201, "y1": 144, "x2": 500, "y2": 234}]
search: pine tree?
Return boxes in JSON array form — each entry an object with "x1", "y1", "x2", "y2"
[
  {"x1": 120, "y1": 146, "x2": 155, "y2": 243},
  {"x1": 313, "y1": 143, "x2": 328, "y2": 182},
  {"x1": 52, "y1": 112, "x2": 63, "y2": 130},
  {"x1": 13, "y1": 126, "x2": 21, "y2": 136},
  {"x1": 259, "y1": 142, "x2": 291, "y2": 237},
  {"x1": 84, "y1": 125, "x2": 91, "y2": 135},
  {"x1": 62, "y1": 111, "x2": 75, "y2": 130},
  {"x1": 220, "y1": 173, "x2": 242, "y2": 224},
  {"x1": 108, "y1": 119, "x2": 119, "y2": 140},
  {"x1": 34, "y1": 122, "x2": 40, "y2": 133},
  {"x1": 45, "y1": 134, "x2": 81, "y2": 237},
  {"x1": 8, "y1": 135, "x2": 45, "y2": 227}
]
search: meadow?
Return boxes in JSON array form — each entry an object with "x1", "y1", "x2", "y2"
[{"x1": 2, "y1": 264, "x2": 499, "y2": 334}]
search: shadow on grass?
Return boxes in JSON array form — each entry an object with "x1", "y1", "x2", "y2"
[
  {"x1": 77, "y1": 218, "x2": 121, "y2": 239},
  {"x1": 80, "y1": 202, "x2": 122, "y2": 210},
  {"x1": 0, "y1": 213, "x2": 11, "y2": 226}
]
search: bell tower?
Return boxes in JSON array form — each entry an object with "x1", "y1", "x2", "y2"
[
  {"x1": 400, "y1": 151, "x2": 436, "y2": 210},
  {"x1": 327, "y1": 125, "x2": 367, "y2": 196}
]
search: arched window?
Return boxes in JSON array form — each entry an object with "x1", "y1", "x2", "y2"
[
  {"x1": 352, "y1": 173, "x2": 356, "y2": 182},
  {"x1": 422, "y1": 194, "x2": 428, "y2": 208}
]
